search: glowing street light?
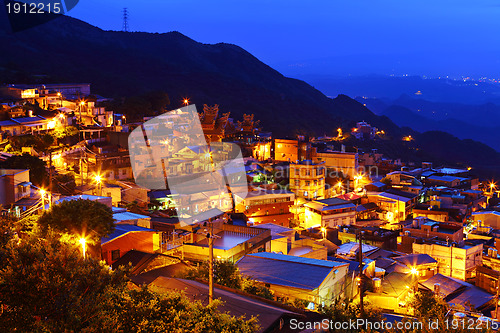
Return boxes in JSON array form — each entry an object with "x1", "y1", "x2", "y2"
[
  {"x1": 79, "y1": 100, "x2": 85, "y2": 125},
  {"x1": 183, "y1": 98, "x2": 190, "y2": 106},
  {"x1": 94, "y1": 174, "x2": 103, "y2": 196},
  {"x1": 321, "y1": 226, "x2": 327, "y2": 239},
  {"x1": 408, "y1": 267, "x2": 419, "y2": 293},
  {"x1": 79, "y1": 238, "x2": 86, "y2": 259},
  {"x1": 40, "y1": 188, "x2": 46, "y2": 210}
]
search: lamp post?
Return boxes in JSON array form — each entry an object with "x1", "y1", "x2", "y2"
[
  {"x1": 209, "y1": 221, "x2": 214, "y2": 304},
  {"x1": 79, "y1": 238, "x2": 86, "y2": 259},
  {"x1": 183, "y1": 98, "x2": 189, "y2": 107},
  {"x1": 337, "y1": 181, "x2": 344, "y2": 195},
  {"x1": 40, "y1": 188, "x2": 46, "y2": 210},
  {"x1": 94, "y1": 174, "x2": 102, "y2": 196},
  {"x1": 79, "y1": 100, "x2": 85, "y2": 126},
  {"x1": 321, "y1": 226, "x2": 327, "y2": 239},
  {"x1": 57, "y1": 92, "x2": 62, "y2": 107},
  {"x1": 409, "y1": 267, "x2": 419, "y2": 293},
  {"x1": 488, "y1": 182, "x2": 497, "y2": 205}
]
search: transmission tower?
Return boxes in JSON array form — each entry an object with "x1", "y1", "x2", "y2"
[{"x1": 122, "y1": 8, "x2": 129, "y2": 32}]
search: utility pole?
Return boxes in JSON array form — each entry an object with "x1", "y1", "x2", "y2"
[
  {"x1": 358, "y1": 229, "x2": 364, "y2": 316},
  {"x1": 80, "y1": 150, "x2": 83, "y2": 187},
  {"x1": 209, "y1": 219, "x2": 214, "y2": 304},
  {"x1": 496, "y1": 278, "x2": 499, "y2": 319},
  {"x1": 49, "y1": 150, "x2": 53, "y2": 192}
]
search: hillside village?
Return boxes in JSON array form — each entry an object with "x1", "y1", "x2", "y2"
[{"x1": 1, "y1": 82, "x2": 500, "y2": 330}]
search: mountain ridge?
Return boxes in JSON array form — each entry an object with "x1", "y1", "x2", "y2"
[{"x1": 1, "y1": 14, "x2": 499, "y2": 176}]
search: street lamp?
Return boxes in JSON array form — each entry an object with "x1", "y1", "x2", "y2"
[
  {"x1": 57, "y1": 92, "x2": 62, "y2": 107},
  {"x1": 183, "y1": 98, "x2": 189, "y2": 106},
  {"x1": 40, "y1": 188, "x2": 46, "y2": 210},
  {"x1": 336, "y1": 181, "x2": 344, "y2": 195},
  {"x1": 94, "y1": 174, "x2": 103, "y2": 196},
  {"x1": 79, "y1": 100, "x2": 85, "y2": 125},
  {"x1": 321, "y1": 227, "x2": 327, "y2": 239},
  {"x1": 79, "y1": 238, "x2": 86, "y2": 259},
  {"x1": 408, "y1": 266, "x2": 419, "y2": 293}
]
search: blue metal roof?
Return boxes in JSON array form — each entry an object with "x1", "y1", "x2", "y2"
[
  {"x1": 101, "y1": 224, "x2": 154, "y2": 244},
  {"x1": 237, "y1": 253, "x2": 347, "y2": 290},
  {"x1": 113, "y1": 211, "x2": 150, "y2": 222}
]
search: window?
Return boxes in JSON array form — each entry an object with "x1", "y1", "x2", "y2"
[
  {"x1": 295, "y1": 180, "x2": 300, "y2": 186},
  {"x1": 304, "y1": 191, "x2": 309, "y2": 197},
  {"x1": 294, "y1": 169, "x2": 299, "y2": 176},
  {"x1": 111, "y1": 250, "x2": 120, "y2": 261},
  {"x1": 305, "y1": 181, "x2": 310, "y2": 186}
]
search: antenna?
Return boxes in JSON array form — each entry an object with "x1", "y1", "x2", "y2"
[{"x1": 122, "y1": 8, "x2": 129, "y2": 32}]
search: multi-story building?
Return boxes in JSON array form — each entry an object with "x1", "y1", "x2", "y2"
[
  {"x1": 399, "y1": 217, "x2": 464, "y2": 252},
  {"x1": 234, "y1": 189, "x2": 294, "y2": 227},
  {"x1": 365, "y1": 190, "x2": 418, "y2": 222},
  {"x1": 311, "y1": 148, "x2": 358, "y2": 180},
  {"x1": 274, "y1": 139, "x2": 298, "y2": 162},
  {"x1": 351, "y1": 121, "x2": 377, "y2": 140},
  {"x1": 472, "y1": 211, "x2": 500, "y2": 229},
  {"x1": 0, "y1": 169, "x2": 31, "y2": 205},
  {"x1": 412, "y1": 241, "x2": 483, "y2": 280},
  {"x1": 304, "y1": 197, "x2": 356, "y2": 229},
  {"x1": 289, "y1": 160, "x2": 325, "y2": 200}
]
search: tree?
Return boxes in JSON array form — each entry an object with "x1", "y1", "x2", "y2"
[
  {"x1": 380, "y1": 177, "x2": 392, "y2": 186},
  {"x1": 106, "y1": 287, "x2": 258, "y2": 333},
  {"x1": 0, "y1": 153, "x2": 48, "y2": 186},
  {"x1": 409, "y1": 291, "x2": 448, "y2": 320},
  {"x1": 51, "y1": 172, "x2": 76, "y2": 195},
  {"x1": 0, "y1": 220, "x2": 259, "y2": 333},
  {"x1": 38, "y1": 199, "x2": 115, "y2": 243},
  {"x1": 179, "y1": 259, "x2": 274, "y2": 300},
  {"x1": 0, "y1": 228, "x2": 128, "y2": 332},
  {"x1": 319, "y1": 298, "x2": 382, "y2": 330}
]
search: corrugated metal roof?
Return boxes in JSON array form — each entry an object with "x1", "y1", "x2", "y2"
[
  {"x1": 101, "y1": 224, "x2": 155, "y2": 244},
  {"x1": 237, "y1": 253, "x2": 347, "y2": 290},
  {"x1": 113, "y1": 211, "x2": 150, "y2": 222},
  {"x1": 393, "y1": 254, "x2": 437, "y2": 267}
]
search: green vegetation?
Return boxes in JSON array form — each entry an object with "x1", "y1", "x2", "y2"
[
  {"x1": 38, "y1": 199, "x2": 115, "y2": 244},
  {"x1": 0, "y1": 153, "x2": 47, "y2": 186},
  {"x1": 0, "y1": 215, "x2": 259, "y2": 332},
  {"x1": 179, "y1": 260, "x2": 274, "y2": 300}
]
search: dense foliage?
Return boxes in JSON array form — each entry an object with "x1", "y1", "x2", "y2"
[
  {"x1": 0, "y1": 153, "x2": 47, "y2": 186},
  {"x1": 179, "y1": 260, "x2": 274, "y2": 300},
  {"x1": 38, "y1": 199, "x2": 115, "y2": 244},
  {"x1": 0, "y1": 216, "x2": 259, "y2": 332}
]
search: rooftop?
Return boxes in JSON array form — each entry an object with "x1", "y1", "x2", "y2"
[
  {"x1": 101, "y1": 224, "x2": 156, "y2": 244},
  {"x1": 237, "y1": 252, "x2": 347, "y2": 290}
]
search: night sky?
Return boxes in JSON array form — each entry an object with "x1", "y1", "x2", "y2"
[{"x1": 68, "y1": 0, "x2": 500, "y2": 78}]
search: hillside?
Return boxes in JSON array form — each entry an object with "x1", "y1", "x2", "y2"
[
  {"x1": 0, "y1": 13, "x2": 388, "y2": 138},
  {"x1": 0, "y1": 14, "x2": 499, "y2": 176}
]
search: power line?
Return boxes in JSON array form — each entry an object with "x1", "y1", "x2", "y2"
[{"x1": 122, "y1": 8, "x2": 129, "y2": 32}]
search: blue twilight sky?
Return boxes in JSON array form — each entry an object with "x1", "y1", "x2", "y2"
[{"x1": 68, "y1": 0, "x2": 500, "y2": 78}]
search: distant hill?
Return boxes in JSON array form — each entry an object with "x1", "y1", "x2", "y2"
[
  {"x1": 0, "y1": 14, "x2": 391, "y2": 138},
  {"x1": 0, "y1": 14, "x2": 499, "y2": 176},
  {"x1": 358, "y1": 97, "x2": 500, "y2": 152}
]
